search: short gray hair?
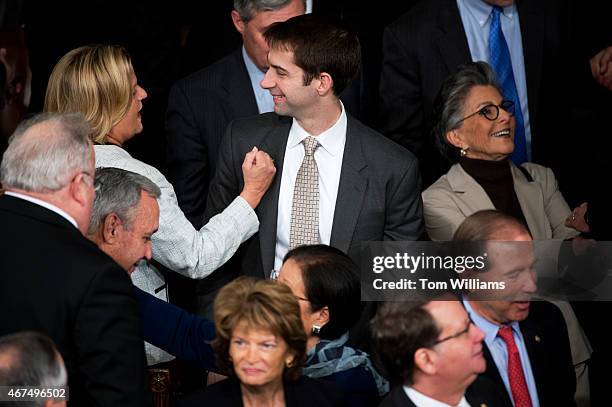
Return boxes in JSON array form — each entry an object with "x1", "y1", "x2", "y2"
[
  {"x1": 0, "y1": 112, "x2": 92, "y2": 192},
  {"x1": 234, "y1": 0, "x2": 305, "y2": 22},
  {"x1": 432, "y1": 61, "x2": 503, "y2": 162},
  {"x1": 88, "y1": 167, "x2": 161, "y2": 235},
  {"x1": 0, "y1": 331, "x2": 67, "y2": 405}
]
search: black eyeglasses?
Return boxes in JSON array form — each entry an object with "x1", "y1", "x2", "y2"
[
  {"x1": 430, "y1": 320, "x2": 472, "y2": 346},
  {"x1": 455, "y1": 100, "x2": 515, "y2": 126}
]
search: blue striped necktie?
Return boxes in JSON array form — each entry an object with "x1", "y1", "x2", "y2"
[{"x1": 489, "y1": 6, "x2": 527, "y2": 164}]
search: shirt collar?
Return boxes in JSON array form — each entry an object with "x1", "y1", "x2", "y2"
[
  {"x1": 287, "y1": 101, "x2": 347, "y2": 157},
  {"x1": 404, "y1": 386, "x2": 470, "y2": 407},
  {"x1": 463, "y1": 297, "x2": 521, "y2": 348},
  {"x1": 461, "y1": 0, "x2": 516, "y2": 27},
  {"x1": 4, "y1": 191, "x2": 79, "y2": 229}
]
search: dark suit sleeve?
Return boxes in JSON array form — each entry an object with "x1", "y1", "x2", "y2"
[
  {"x1": 378, "y1": 23, "x2": 426, "y2": 155},
  {"x1": 204, "y1": 120, "x2": 242, "y2": 221},
  {"x1": 134, "y1": 287, "x2": 217, "y2": 371},
  {"x1": 384, "y1": 156, "x2": 424, "y2": 241},
  {"x1": 166, "y1": 82, "x2": 210, "y2": 226},
  {"x1": 75, "y1": 264, "x2": 149, "y2": 405}
]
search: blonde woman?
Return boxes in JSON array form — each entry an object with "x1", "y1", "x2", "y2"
[{"x1": 44, "y1": 44, "x2": 276, "y2": 364}]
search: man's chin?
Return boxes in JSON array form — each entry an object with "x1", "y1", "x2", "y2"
[{"x1": 510, "y1": 301, "x2": 531, "y2": 320}]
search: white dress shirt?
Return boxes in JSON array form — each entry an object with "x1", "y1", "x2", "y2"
[
  {"x1": 273, "y1": 103, "x2": 347, "y2": 271},
  {"x1": 404, "y1": 386, "x2": 471, "y2": 407}
]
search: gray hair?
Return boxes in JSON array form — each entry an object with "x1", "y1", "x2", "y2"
[
  {"x1": 234, "y1": 0, "x2": 305, "y2": 22},
  {"x1": 88, "y1": 167, "x2": 161, "y2": 235},
  {"x1": 0, "y1": 112, "x2": 92, "y2": 192},
  {"x1": 0, "y1": 331, "x2": 67, "y2": 406},
  {"x1": 432, "y1": 61, "x2": 503, "y2": 162}
]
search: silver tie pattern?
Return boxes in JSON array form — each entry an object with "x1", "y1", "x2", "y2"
[{"x1": 289, "y1": 136, "x2": 320, "y2": 249}]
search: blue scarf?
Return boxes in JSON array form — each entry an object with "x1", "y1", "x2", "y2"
[{"x1": 303, "y1": 332, "x2": 389, "y2": 396}]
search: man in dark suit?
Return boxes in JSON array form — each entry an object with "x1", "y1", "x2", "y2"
[
  {"x1": 455, "y1": 210, "x2": 577, "y2": 406},
  {"x1": 165, "y1": 0, "x2": 305, "y2": 227},
  {"x1": 372, "y1": 299, "x2": 508, "y2": 407},
  {"x1": 0, "y1": 113, "x2": 149, "y2": 406},
  {"x1": 378, "y1": 0, "x2": 577, "y2": 189},
  {"x1": 204, "y1": 14, "x2": 423, "y2": 301}
]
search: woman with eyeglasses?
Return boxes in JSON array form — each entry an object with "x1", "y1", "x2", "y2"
[
  {"x1": 422, "y1": 62, "x2": 591, "y2": 405},
  {"x1": 422, "y1": 61, "x2": 577, "y2": 242}
]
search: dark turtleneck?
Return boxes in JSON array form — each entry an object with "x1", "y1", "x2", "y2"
[{"x1": 459, "y1": 157, "x2": 529, "y2": 229}]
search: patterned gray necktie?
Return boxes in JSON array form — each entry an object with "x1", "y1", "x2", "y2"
[{"x1": 290, "y1": 136, "x2": 320, "y2": 249}]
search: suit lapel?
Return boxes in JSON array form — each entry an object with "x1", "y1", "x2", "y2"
[
  {"x1": 330, "y1": 117, "x2": 367, "y2": 253},
  {"x1": 517, "y1": 0, "x2": 544, "y2": 127},
  {"x1": 434, "y1": 1, "x2": 472, "y2": 74},
  {"x1": 510, "y1": 164, "x2": 546, "y2": 238},
  {"x1": 446, "y1": 164, "x2": 496, "y2": 212},
  {"x1": 482, "y1": 344, "x2": 514, "y2": 406},
  {"x1": 257, "y1": 116, "x2": 292, "y2": 275},
  {"x1": 520, "y1": 315, "x2": 546, "y2": 404},
  {"x1": 223, "y1": 49, "x2": 259, "y2": 117}
]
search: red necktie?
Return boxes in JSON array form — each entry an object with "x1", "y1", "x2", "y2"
[{"x1": 497, "y1": 326, "x2": 533, "y2": 407}]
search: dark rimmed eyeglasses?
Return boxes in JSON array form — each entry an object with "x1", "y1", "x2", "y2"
[
  {"x1": 429, "y1": 320, "x2": 473, "y2": 346},
  {"x1": 455, "y1": 100, "x2": 515, "y2": 126}
]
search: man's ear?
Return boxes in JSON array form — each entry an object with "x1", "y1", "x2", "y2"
[
  {"x1": 414, "y1": 348, "x2": 437, "y2": 376},
  {"x1": 102, "y1": 213, "x2": 123, "y2": 244},
  {"x1": 315, "y1": 72, "x2": 334, "y2": 96},
  {"x1": 69, "y1": 172, "x2": 90, "y2": 208},
  {"x1": 231, "y1": 10, "x2": 246, "y2": 34}
]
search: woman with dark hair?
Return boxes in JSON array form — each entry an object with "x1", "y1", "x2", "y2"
[
  {"x1": 178, "y1": 277, "x2": 343, "y2": 407},
  {"x1": 278, "y1": 244, "x2": 388, "y2": 406},
  {"x1": 423, "y1": 61, "x2": 577, "y2": 242}
]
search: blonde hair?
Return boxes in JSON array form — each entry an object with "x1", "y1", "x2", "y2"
[
  {"x1": 44, "y1": 44, "x2": 133, "y2": 144},
  {"x1": 213, "y1": 277, "x2": 307, "y2": 380}
]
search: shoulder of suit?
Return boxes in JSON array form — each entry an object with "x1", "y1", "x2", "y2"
[
  {"x1": 516, "y1": 162, "x2": 555, "y2": 182},
  {"x1": 173, "y1": 49, "x2": 243, "y2": 91},
  {"x1": 387, "y1": 0, "x2": 449, "y2": 33},
  {"x1": 349, "y1": 116, "x2": 418, "y2": 163},
  {"x1": 229, "y1": 112, "x2": 290, "y2": 134}
]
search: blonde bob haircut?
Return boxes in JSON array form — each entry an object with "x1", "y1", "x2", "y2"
[
  {"x1": 213, "y1": 276, "x2": 307, "y2": 381},
  {"x1": 44, "y1": 44, "x2": 133, "y2": 144}
]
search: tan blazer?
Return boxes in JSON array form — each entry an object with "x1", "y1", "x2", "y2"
[{"x1": 423, "y1": 162, "x2": 578, "y2": 241}]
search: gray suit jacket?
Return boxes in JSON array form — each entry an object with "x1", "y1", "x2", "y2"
[
  {"x1": 205, "y1": 112, "x2": 424, "y2": 282},
  {"x1": 422, "y1": 162, "x2": 577, "y2": 241}
]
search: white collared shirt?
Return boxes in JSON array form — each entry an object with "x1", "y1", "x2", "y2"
[
  {"x1": 4, "y1": 191, "x2": 78, "y2": 229},
  {"x1": 273, "y1": 103, "x2": 347, "y2": 271},
  {"x1": 404, "y1": 386, "x2": 471, "y2": 407}
]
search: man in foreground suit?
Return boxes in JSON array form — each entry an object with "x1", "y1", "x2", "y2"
[
  {"x1": 372, "y1": 299, "x2": 507, "y2": 407},
  {"x1": 205, "y1": 14, "x2": 423, "y2": 300},
  {"x1": 0, "y1": 113, "x2": 148, "y2": 406},
  {"x1": 455, "y1": 210, "x2": 577, "y2": 406},
  {"x1": 166, "y1": 0, "x2": 305, "y2": 227}
]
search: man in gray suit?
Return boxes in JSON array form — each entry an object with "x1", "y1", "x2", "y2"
[{"x1": 204, "y1": 14, "x2": 423, "y2": 307}]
